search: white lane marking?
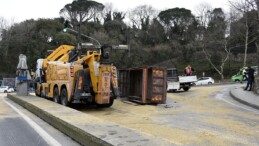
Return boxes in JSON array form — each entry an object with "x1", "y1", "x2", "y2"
[
  {"x1": 3, "y1": 97, "x2": 62, "y2": 146},
  {"x1": 215, "y1": 93, "x2": 259, "y2": 115}
]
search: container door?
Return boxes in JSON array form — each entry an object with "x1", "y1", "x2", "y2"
[{"x1": 151, "y1": 68, "x2": 167, "y2": 104}]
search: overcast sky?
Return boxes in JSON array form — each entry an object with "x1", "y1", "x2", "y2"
[{"x1": 0, "y1": 0, "x2": 230, "y2": 22}]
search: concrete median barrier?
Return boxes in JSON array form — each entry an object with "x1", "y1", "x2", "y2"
[
  {"x1": 7, "y1": 94, "x2": 111, "y2": 146},
  {"x1": 7, "y1": 94, "x2": 171, "y2": 146}
]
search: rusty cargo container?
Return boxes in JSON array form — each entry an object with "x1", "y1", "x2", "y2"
[{"x1": 118, "y1": 67, "x2": 167, "y2": 104}]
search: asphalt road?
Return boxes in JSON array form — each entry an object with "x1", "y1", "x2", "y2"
[
  {"x1": 3, "y1": 85, "x2": 258, "y2": 146},
  {"x1": 0, "y1": 93, "x2": 80, "y2": 146},
  {"x1": 75, "y1": 84, "x2": 259, "y2": 146}
]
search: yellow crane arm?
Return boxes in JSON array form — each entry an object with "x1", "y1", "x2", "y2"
[{"x1": 42, "y1": 45, "x2": 75, "y2": 69}]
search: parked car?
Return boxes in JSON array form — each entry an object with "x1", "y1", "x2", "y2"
[
  {"x1": 194, "y1": 77, "x2": 214, "y2": 85},
  {"x1": 0, "y1": 86, "x2": 14, "y2": 93}
]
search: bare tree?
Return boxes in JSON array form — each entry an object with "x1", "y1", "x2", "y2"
[
  {"x1": 202, "y1": 37, "x2": 233, "y2": 80},
  {"x1": 128, "y1": 5, "x2": 157, "y2": 30},
  {"x1": 249, "y1": 0, "x2": 259, "y2": 84},
  {"x1": 0, "y1": 17, "x2": 14, "y2": 40},
  {"x1": 195, "y1": 2, "x2": 213, "y2": 27},
  {"x1": 101, "y1": 3, "x2": 114, "y2": 22},
  {"x1": 0, "y1": 17, "x2": 15, "y2": 31},
  {"x1": 255, "y1": 0, "x2": 259, "y2": 76},
  {"x1": 0, "y1": 17, "x2": 8, "y2": 30},
  {"x1": 198, "y1": 8, "x2": 232, "y2": 80},
  {"x1": 229, "y1": 0, "x2": 258, "y2": 67},
  {"x1": 194, "y1": 3, "x2": 213, "y2": 42},
  {"x1": 228, "y1": 0, "x2": 259, "y2": 93},
  {"x1": 249, "y1": 0, "x2": 259, "y2": 76}
]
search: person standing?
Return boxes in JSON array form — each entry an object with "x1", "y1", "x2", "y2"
[
  {"x1": 244, "y1": 66, "x2": 255, "y2": 91},
  {"x1": 240, "y1": 68, "x2": 247, "y2": 84},
  {"x1": 242, "y1": 68, "x2": 247, "y2": 81},
  {"x1": 184, "y1": 65, "x2": 193, "y2": 76}
]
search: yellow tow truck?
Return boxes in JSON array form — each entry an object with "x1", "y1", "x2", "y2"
[{"x1": 35, "y1": 32, "x2": 121, "y2": 107}]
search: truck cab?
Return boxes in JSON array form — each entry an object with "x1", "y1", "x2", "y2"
[{"x1": 167, "y1": 68, "x2": 180, "y2": 92}]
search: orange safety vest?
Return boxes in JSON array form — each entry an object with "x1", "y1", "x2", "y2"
[{"x1": 185, "y1": 67, "x2": 192, "y2": 74}]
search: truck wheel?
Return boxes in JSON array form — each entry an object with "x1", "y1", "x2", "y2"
[
  {"x1": 35, "y1": 86, "x2": 41, "y2": 97},
  {"x1": 235, "y1": 79, "x2": 240, "y2": 83},
  {"x1": 61, "y1": 88, "x2": 69, "y2": 106},
  {"x1": 97, "y1": 96, "x2": 114, "y2": 108},
  {"x1": 53, "y1": 87, "x2": 60, "y2": 103},
  {"x1": 40, "y1": 87, "x2": 44, "y2": 98},
  {"x1": 35, "y1": 90, "x2": 39, "y2": 97},
  {"x1": 107, "y1": 96, "x2": 114, "y2": 107},
  {"x1": 4, "y1": 90, "x2": 7, "y2": 93},
  {"x1": 183, "y1": 87, "x2": 190, "y2": 91},
  {"x1": 35, "y1": 83, "x2": 39, "y2": 96}
]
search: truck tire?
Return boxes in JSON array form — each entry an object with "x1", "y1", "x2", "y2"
[
  {"x1": 183, "y1": 87, "x2": 190, "y2": 91},
  {"x1": 97, "y1": 95, "x2": 114, "y2": 108},
  {"x1": 53, "y1": 87, "x2": 60, "y2": 103},
  {"x1": 40, "y1": 87, "x2": 44, "y2": 98},
  {"x1": 35, "y1": 90, "x2": 40, "y2": 97},
  {"x1": 61, "y1": 88, "x2": 69, "y2": 106},
  {"x1": 35, "y1": 83, "x2": 39, "y2": 97}
]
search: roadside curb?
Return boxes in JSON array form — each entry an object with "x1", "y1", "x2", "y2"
[
  {"x1": 7, "y1": 94, "x2": 112, "y2": 146},
  {"x1": 229, "y1": 89, "x2": 259, "y2": 110}
]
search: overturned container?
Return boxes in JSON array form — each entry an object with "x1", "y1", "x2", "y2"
[{"x1": 118, "y1": 66, "x2": 167, "y2": 104}]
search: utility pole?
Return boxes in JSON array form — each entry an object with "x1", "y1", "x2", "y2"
[
  {"x1": 243, "y1": 0, "x2": 248, "y2": 67},
  {"x1": 252, "y1": 0, "x2": 259, "y2": 93},
  {"x1": 256, "y1": 0, "x2": 259, "y2": 77},
  {"x1": 127, "y1": 27, "x2": 131, "y2": 57}
]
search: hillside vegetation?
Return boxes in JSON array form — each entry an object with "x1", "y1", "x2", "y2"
[{"x1": 0, "y1": 0, "x2": 258, "y2": 80}]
